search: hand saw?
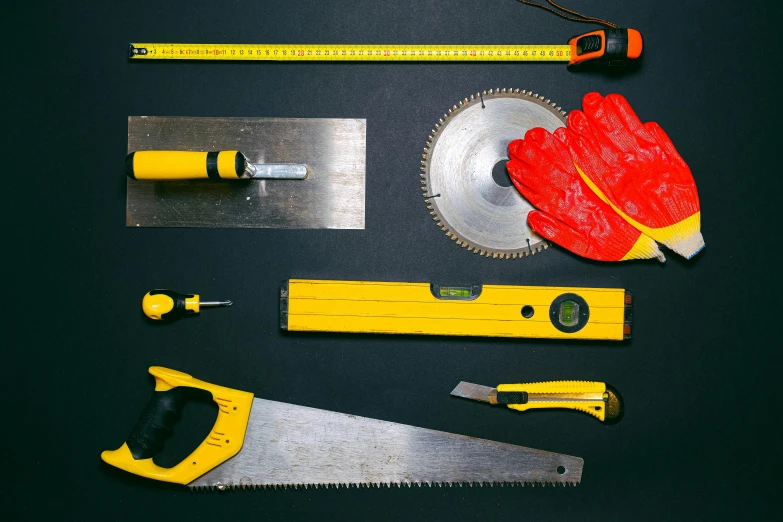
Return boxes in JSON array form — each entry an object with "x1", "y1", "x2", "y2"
[
  {"x1": 101, "y1": 367, "x2": 584, "y2": 488},
  {"x1": 451, "y1": 381, "x2": 624, "y2": 423},
  {"x1": 281, "y1": 279, "x2": 632, "y2": 341}
]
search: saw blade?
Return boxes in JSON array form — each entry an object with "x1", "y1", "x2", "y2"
[
  {"x1": 190, "y1": 398, "x2": 583, "y2": 490},
  {"x1": 421, "y1": 89, "x2": 567, "y2": 258}
]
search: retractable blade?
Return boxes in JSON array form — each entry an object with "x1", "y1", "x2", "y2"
[{"x1": 451, "y1": 381, "x2": 624, "y2": 423}]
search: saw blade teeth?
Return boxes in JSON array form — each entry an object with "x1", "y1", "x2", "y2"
[
  {"x1": 422, "y1": 89, "x2": 562, "y2": 260},
  {"x1": 187, "y1": 479, "x2": 579, "y2": 491}
]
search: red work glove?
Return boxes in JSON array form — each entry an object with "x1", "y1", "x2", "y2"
[
  {"x1": 563, "y1": 93, "x2": 704, "y2": 259},
  {"x1": 507, "y1": 128, "x2": 665, "y2": 262}
]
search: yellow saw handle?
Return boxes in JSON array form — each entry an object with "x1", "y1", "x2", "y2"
[
  {"x1": 497, "y1": 381, "x2": 623, "y2": 423},
  {"x1": 100, "y1": 367, "x2": 254, "y2": 484},
  {"x1": 126, "y1": 150, "x2": 246, "y2": 180}
]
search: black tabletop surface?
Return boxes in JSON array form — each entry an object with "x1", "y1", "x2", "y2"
[{"x1": 7, "y1": 1, "x2": 778, "y2": 520}]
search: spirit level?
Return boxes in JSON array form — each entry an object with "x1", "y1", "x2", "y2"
[{"x1": 280, "y1": 279, "x2": 632, "y2": 341}]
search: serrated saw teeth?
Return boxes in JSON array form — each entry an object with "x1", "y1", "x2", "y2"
[
  {"x1": 420, "y1": 88, "x2": 565, "y2": 259},
  {"x1": 189, "y1": 478, "x2": 580, "y2": 491}
]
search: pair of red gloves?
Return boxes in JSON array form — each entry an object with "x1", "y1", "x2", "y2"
[{"x1": 507, "y1": 93, "x2": 704, "y2": 262}]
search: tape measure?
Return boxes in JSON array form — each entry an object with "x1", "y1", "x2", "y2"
[
  {"x1": 129, "y1": 28, "x2": 642, "y2": 70},
  {"x1": 129, "y1": 44, "x2": 570, "y2": 62},
  {"x1": 280, "y1": 279, "x2": 632, "y2": 341}
]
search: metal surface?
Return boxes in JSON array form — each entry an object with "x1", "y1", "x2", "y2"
[
  {"x1": 190, "y1": 398, "x2": 583, "y2": 489},
  {"x1": 246, "y1": 163, "x2": 308, "y2": 180},
  {"x1": 199, "y1": 300, "x2": 232, "y2": 307},
  {"x1": 421, "y1": 89, "x2": 567, "y2": 258},
  {"x1": 450, "y1": 381, "x2": 495, "y2": 403},
  {"x1": 127, "y1": 117, "x2": 365, "y2": 228}
]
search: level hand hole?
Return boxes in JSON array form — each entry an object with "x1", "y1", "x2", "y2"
[{"x1": 521, "y1": 305, "x2": 534, "y2": 318}]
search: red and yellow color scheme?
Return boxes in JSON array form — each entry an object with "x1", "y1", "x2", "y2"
[
  {"x1": 562, "y1": 93, "x2": 704, "y2": 258},
  {"x1": 101, "y1": 367, "x2": 254, "y2": 485},
  {"x1": 507, "y1": 128, "x2": 664, "y2": 263}
]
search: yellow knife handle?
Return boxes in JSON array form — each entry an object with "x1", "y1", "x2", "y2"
[
  {"x1": 101, "y1": 367, "x2": 254, "y2": 484},
  {"x1": 497, "y1": 381, "x2": 623, "y2": 423},
  {"x1": 126, "y1": 150, "x2": 246, "y2": 180}
]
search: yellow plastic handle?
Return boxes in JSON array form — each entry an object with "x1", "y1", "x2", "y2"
[
  {"x1": 498, "y1": 381, "x2": 613, "y2": 422},
  {"x1": 141, "y1": 290, "x2": 200, "y2": 320},
  {"x1": 101, "y1": 367, "x2": 254, "y2": 484},
  {"x1": 126, "y1": 150, "x2": 245, "y2": 180}
]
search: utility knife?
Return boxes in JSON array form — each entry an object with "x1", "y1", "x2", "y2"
[{"x1": 451, "y1": 381, "x2": 623, "y2": 423}]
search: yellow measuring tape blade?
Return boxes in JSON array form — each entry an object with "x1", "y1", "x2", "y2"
[
  {"x1": 281, "y1": 279, "x2": 631, "y2": 341},
  {"x1": 129, "y1": 43, "x2": 571, "y2": 62}
]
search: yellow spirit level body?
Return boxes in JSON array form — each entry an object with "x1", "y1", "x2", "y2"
[{"x1": 281, "y1": 279, "x2": 632, "y2": 341}]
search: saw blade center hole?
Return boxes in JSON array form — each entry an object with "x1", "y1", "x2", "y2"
[{"x1": 491, "y1": 159, "x2": 513, "y2": 188}]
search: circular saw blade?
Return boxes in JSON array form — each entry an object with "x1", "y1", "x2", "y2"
[{"x1": 421, "y1": 88, "x2": 567, "y2": 259}]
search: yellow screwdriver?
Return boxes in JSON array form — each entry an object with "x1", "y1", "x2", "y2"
[{"x1": 142, "y1": 289, "x2": 232, "y2": 321}]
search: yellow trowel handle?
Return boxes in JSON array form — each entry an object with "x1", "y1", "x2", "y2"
[
  {"x1": 100, "y1": 367, "x2": 254, "y2": 484},
  {"x1": 126, "y1": 150, "x2": 246, "y2": 180},
  {"x1": 497, "y1": 381, "x2": 623, "y2": 423}
]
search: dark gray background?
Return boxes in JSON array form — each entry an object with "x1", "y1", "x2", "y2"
[{"x1": 5, "y1": 1, "x2": 778, "y2": 520}]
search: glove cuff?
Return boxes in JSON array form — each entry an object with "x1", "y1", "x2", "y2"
[{"x1": 669, "y1": 231, "x2": 705, "y2": 259}]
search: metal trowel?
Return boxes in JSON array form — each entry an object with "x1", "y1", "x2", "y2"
[{"x1": 126, "y1": 116, "x2": 366, "y2": 229}]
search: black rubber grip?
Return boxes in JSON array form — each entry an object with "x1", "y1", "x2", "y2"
[
  {"x1": 568, "y1": 28, "x2": 641, "y2": 71},
  {"x1": 125, "y1": 152, "x2": 136, "y2": 179},
  {"x1": 149, "y1": 289, "x2": 195, "y2": 320},
  {"x1": 496, "y1": 391, "x2": 528, "y2": 405},
  {"x1": 234, "y1": 151, "x2": 245, "y2": 177},
  {"x1": 126, "y1": 387, "x2": 210, "y2": 460},
  {"x1": 206, "y1": 151, "x2": 220, "y2": 180}
]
